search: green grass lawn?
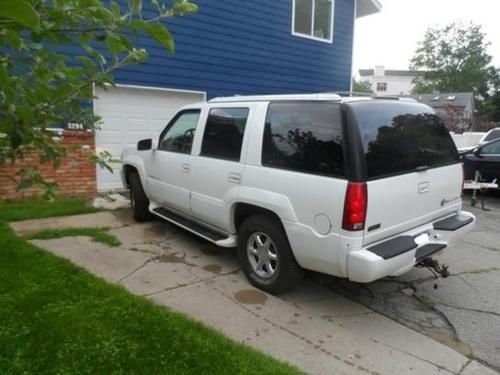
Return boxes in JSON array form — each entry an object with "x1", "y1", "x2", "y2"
[
  {"x1": 0, "y1": 199, "x2": 302, "y2": 374},
  {"x1": 25, "y1": 227, "x2": 122, "y2": 247}
]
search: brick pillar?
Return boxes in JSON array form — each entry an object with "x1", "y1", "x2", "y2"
[{"x1": 0, "y1": 130, "x2": 97, "y2": 200}]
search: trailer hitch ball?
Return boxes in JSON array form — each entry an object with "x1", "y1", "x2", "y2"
[{"x1": 417, "y1": 258, "x2": 450, "y2": 278}]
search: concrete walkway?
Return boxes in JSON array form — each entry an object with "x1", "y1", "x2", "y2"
[{"x1": 11, "y1": 210, "x2": 498, "y2": 375}]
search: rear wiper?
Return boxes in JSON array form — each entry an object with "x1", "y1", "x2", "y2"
[{"x1": 415, "y1": 165, "x2": 429, "y2": 172}]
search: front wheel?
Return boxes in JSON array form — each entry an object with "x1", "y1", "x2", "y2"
[
  {"x1": 129, "y1": 172, "x2": 152, "y2": 222},
  {"x1": 237, "y1": 214, "x2": 303, "y2": 294}
]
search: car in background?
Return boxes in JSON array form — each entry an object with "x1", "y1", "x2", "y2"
[
  {"x1": 462, "y1": 138, "x2": 500, "y2": 181},
  {"x1": 479, "y1": 128, "x2": 500, "y2": 146}
]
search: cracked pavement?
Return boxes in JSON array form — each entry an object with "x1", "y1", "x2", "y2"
[
  {"x1": 10, "y1": 199, "x2": 499, "y2": 375},
  {"x1": 313, "y1": 193, "x2": 500, "y2": 372}
]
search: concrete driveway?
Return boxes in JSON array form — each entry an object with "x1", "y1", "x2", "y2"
[
  {"x1": 315, "y1": 193, "x2": 500, "y2": 372},
  {"x1": 11, "y1": 204, "x2": 498, "y2": 375}
]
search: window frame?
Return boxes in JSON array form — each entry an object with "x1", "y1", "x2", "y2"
[
  {"x1": 260, "y1": 100, "x2": 347, "y2": 179},
  {"x1": 157, "y1": 109, "x2": 201, "y2": 154},
  {"x1": 376, "y1": 82, "x2": 387, "y2": 92},
  {"x1": 199, "y1": 107, "x2": 250, "y2": 162},
  {"x1": 291, "y1": 0, "x2": 335, "y2": 44}
]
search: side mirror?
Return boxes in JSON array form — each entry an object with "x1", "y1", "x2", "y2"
[
  {"x1": 473, "y1": 148, "x2": 482, "y2": 158},
  {"x1": 137, "y1": 138, "x2": 152, "y2": 151}
]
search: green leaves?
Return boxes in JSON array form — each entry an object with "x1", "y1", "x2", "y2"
[
  {"x1": 0, "y1": 0, "x2": 198, "y2": 196},
  {"x1": 410, "y1": 22, "x2": 495, "y2": 96},
  {"x1": 130, "y1": 20, "x2": 175, "y2": 54},
  {"x1": 145, "y1": 23, "x2": 175, "y2": 54},
  {"x1": 0, "y1": 0, "x2": 40, "y2": 31},
  {"x1": 173, "y1": 1, "x2": 199, "y2": 14}
]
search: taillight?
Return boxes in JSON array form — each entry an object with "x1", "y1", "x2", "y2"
[{"x1": 342, "y1": 182, "x2": 367, "y2": 231}]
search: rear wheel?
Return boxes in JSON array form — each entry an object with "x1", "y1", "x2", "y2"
[
  {"x1": 237, "y1": 214, "x2": 303, "y2": 294},
  {"x1": 129, "y1": 172, "x2": 152, "y2": 222}
]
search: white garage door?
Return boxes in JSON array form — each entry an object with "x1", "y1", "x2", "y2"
[{"x1": 94, "y1": 85, "x2": 205, "y2": 191}]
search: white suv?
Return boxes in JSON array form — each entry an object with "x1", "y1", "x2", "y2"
[{"x1": 121, "y1": 93, "x2": 475, "y2": 293}]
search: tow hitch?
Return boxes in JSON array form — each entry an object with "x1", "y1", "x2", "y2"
[{"x1": 416, "y1": 258, "x2": 450, "y2": 288}]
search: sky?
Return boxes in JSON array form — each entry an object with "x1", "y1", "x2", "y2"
[{"x1": 353, "y1": 0, "x2": 500, "y2": 76}]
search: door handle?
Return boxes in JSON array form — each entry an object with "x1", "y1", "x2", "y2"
[
  {"x1": 228, "y1": 172, "x2": 241, "y2": 184},
  {"x1": 181, "y1": 163, "x2": 190, "y2": 173}
]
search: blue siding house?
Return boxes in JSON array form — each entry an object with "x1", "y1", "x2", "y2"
[
  {"x1": 115, "y1": 0, "x2": 380, "y2": 97},
  {"x1": 92, "y1": 0, "x2": 381, "y2": 190}
]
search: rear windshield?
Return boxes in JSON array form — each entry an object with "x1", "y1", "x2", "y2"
[
  {"x1": 484, "y1": 129, "x2": 500, "y2": 142},
  {"x1": 349, "y1": 101, "x2": 459, "y2": 179}
]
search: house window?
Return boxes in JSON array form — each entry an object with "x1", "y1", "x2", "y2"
[
  {"x1": 293, "y1": 0, "x2": 334, "y2": 43},
  {"x1": 376, "y1": 82, "x2": 387, "y2": 92}
]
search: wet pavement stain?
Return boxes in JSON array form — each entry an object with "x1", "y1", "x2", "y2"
[
  {"x1": 203, "y1": 264, "x2": 222, "y2": 274},
  {"x1": 156, "y1": 253, "x2": 195, "y2": 267},
  {"x1": 199, "y1": 245, "x2": 223, "y2": 256},
  {"x1": 111, "y1": 209, "x2": 136, "y2": 226},
  {"x1": 143, "y1": 223, "x2": 170, "y2": 239},
  {"x1": 234, "y1": 289, "x2": 268, "y2": 305},
  {"x1": 424, "y1": 327, "x2": 473, "y2": 357}
]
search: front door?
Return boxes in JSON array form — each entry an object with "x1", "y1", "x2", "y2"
[
  {"x1": 146, "y1": 109, "x2": 201, "y2": 214},
  {"x1": 477, "y1": 140, "x2": 500, "y2": 181}
]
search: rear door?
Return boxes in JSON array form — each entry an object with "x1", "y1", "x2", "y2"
[
  {"x1": 189, "y1": 104, "x2": 255, "y2": 231},
  {"x1": 348, "y1": 101, "x2": 462, "y2": 245}
]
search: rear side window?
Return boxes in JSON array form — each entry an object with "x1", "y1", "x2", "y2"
[
  {"x1": 201, "y1": 107, "x2": 249, "y2": 161},
  {"x1": 262, "y1": 102, "x2": 345, "y2": 177},
  {"x1": 350, "y1": 101, "x2": 459, "y2": 179}
]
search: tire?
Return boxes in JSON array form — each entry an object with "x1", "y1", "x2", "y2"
[
  {"x1": 237, "y1": 214, "x2": 303, "y2": 294},
  {"x1": 129, "y1": 172, "x2": 152, "y2": 222}
]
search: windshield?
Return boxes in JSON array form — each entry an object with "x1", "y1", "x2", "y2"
[{"x1": 349, "y1": 101, "x2": 459, "y2": 179}]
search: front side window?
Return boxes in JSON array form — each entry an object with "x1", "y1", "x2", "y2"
[
  {"x1": 262, "y1": 102, "x2": 345, "y2": 177},
  {"x1": 158, "y1": 110, "x2": 200, "y2": 153},
  {"x1": 481, "y1": 140, "x2": 500, "y2": 155},
  {"x1": 293, "y1": 0, "x2": 334, "y2": 42},
  {"x1": 200, "y1": 107, "x2": 249, "y2": 161}
]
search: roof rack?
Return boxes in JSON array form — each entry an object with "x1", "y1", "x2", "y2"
[
  {"x1": 209, "y1": 93, "x2": 342, "y2": 103},
  {"x1": 208, "y1": 92, "x2": 417, "y2": 104}
]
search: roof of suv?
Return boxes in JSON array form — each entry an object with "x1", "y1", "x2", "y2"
[{"x1": 208, "y1": 93, "x2": 417, "y2": 104}]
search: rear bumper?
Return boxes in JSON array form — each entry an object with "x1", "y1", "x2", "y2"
[{"x1": 347, "y1": 211, "x2": 475, "y2": 283}]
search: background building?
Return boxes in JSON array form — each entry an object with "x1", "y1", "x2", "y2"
[{"x1": 358, "y1": 65, "x2": 420, "y2": 95}]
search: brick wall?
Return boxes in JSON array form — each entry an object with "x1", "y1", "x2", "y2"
[{"x1": 0, "y1": 130, "x2": 97, "y2": 200}]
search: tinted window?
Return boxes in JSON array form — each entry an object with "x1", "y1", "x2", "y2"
[
  {"x1": 484, "y1": 129, "x2": 500, "y2": 142},
  {"x1": 201, "y1": 108, "x2": 249, "y2": 161},
  {"x1": 262, "y1": 102, "x2": 345, "y2": 177},
  {"x1": 159, "y1": 110, "x2": 200, "y2": 153},
  {"x1": 481, "y1": 139, "x2": 500, "y2": 155},
  {"x1": 350, "y1": 101, "x2": 459, "y2": 179}
]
